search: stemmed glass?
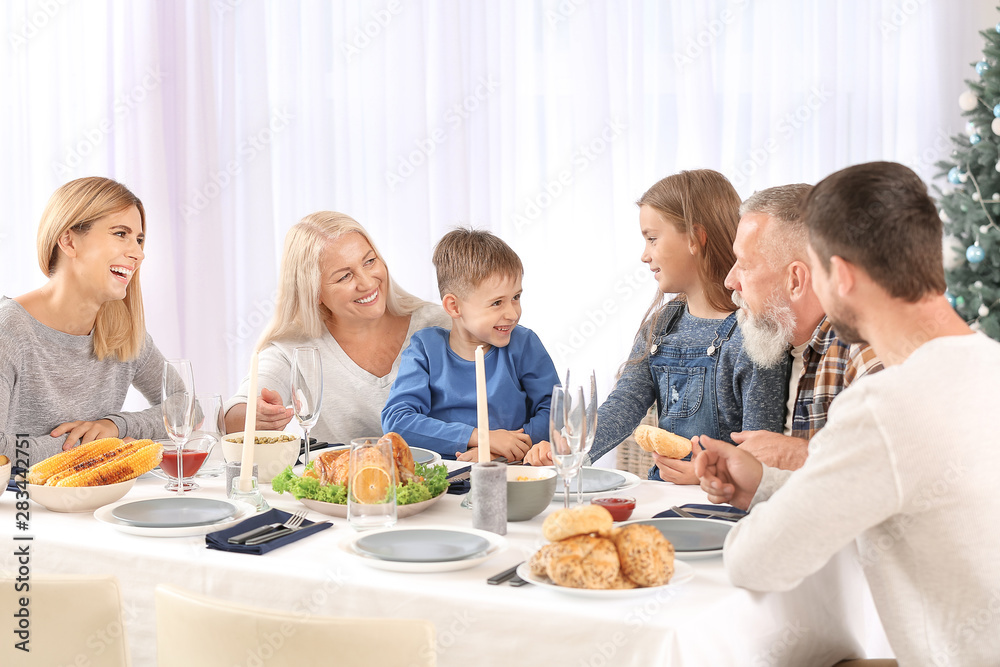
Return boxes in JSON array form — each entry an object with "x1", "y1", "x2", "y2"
[
  {"x1": 570, "y1": 371, "x2": 598, "y2": 506},
  {"x1": 550, "y1": 384, "x2": 587, "y2": 509},
  {"x1": 161, "y1": 360, "x2": 196, "y2": 495},
  {"x1": 291, "y1": 347, "x2": 323, "y2": 467}
]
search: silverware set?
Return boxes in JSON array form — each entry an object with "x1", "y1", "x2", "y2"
[
  {"x1": 487, "y1": 561, "x2": 528, "y2": 586},
  {"x1": 670, "y1": 505, "x2": 743, "y2": 522},
  {"x1": 228, "y1": 509, "x2": 315, "y2": 545}
]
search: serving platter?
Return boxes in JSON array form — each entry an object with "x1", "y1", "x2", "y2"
[{"x1": 515, "y1": 560, "x2": 694, "y2": 598}]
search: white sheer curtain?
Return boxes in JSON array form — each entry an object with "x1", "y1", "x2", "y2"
[{"x1": 0, "y1": 0, "x2": 993, "y2": 407}]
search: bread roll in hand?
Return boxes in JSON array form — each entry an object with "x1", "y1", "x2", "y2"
[{"x1": 634, "y1": 425, "x2": 693, "y2": 459}]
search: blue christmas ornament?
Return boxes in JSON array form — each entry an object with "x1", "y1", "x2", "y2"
[
  {"x1": 946, "y1": 291, "x2": 956, "y2": 307},
  {"x1": 996, "y1": 21, "x2": 1000, "y2": 33},
  {"x1": 971, "y1": 133, "x2": 982, "y2": 144},
  {"x1": 967, "y1": 244, "x2": 986, "y2": 264},
  {"x1": 977, "y1": 61, "x2": 990, "y2": 76},
  {"x1": 949, "y1": 167, "x2": 962, "y2": 184}
]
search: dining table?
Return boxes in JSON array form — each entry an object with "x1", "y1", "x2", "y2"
[{"x1": 1, "y1": 460, "x2": 891, "y2": 666}]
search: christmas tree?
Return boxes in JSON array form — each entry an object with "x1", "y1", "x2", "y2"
[{"x1": 937, "y1": 9, "x2": 1000, "y2": 339}]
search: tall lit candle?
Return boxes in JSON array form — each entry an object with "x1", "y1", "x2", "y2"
[
  {"x1": 238, "y1": 351, "x2": 259, "y2": 492},
  {"x1": 475, "y1": 345, "x2": 490, "y2": 463}
]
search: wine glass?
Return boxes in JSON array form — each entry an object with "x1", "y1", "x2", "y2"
[
  {"x1": 161, "y1": 360, "x2": 196, "y2": 495},
  {"x1": 550, "y1": 384, "x2": 586, "y2": 509},
  {"x1": 572, "y1": 371, "x2": 598, "y2": 506},
  {"x1": 291, "y1": 347, "x2": 323, "y2": 467}
]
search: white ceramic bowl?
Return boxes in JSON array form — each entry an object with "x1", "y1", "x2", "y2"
[
  {"x1": 0, "y1": 459, "x2": 12, "y2": 500},
  {"x1": 222, "y1": 431, "x2": 300, "y2": 484},
  {"x1": 28, "y1": 478, "x2": 136, "y2": 513}
]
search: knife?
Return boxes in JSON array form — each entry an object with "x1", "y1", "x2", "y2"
[
  {"x1": 244, "y1": 521, "x2": 330, "y2": 546},
  {"x1": 487, "y1": 562, "x2": 523, "y2": 585}
]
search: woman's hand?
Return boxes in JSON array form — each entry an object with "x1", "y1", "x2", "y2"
[
  {"x1": 224, "y1": 388, "x2": 294, "y2": 433},
  {"x1": 52, "y1": 419, "x2": 120, "y2": 449},
  {"x1": 651, "y1": 452, "x2": 699, "y2": 485}
]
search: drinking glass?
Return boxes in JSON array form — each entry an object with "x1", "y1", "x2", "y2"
[
  {"x1": 192, "y1": 393, "x2": 225, "y2": 478},
  {"x1": 291, "y1": 347, "x2": 324, "y2": 467},
  {"x1": 347, "y1": 436, "x2": 397, "y2": 530},
  {"x1": 550, "y1": 384, "x2": 586, "y2": 509},
  {"x1": 161, "y1": 360, "x2": 196, "y2": 495},
  {"x1": 566, "y1": 370, "x2": 598, "y2": 506}
]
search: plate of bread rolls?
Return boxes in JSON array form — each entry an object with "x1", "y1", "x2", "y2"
[{"x1": 517, "y1": 505, "x2": 694, "y2": 598}]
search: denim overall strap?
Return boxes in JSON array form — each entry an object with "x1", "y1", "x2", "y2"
[{"x1": 647, "y1": 309, "x2": 738, "y2": 481}]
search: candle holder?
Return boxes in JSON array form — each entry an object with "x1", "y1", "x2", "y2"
[
  {"x1": 471, "y1": 460, "x2": 507, "y2": 535},
  {"x1": 226, "y1": 462, "x2": 269, "y2": 512}
]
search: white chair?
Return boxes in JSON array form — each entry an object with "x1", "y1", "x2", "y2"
[
  {"x1": 0, "y1": 574, "x2": 131, "y2": 666},
  {"x1": 155, "y1": 584, "x2": 436, "y2": 666}
]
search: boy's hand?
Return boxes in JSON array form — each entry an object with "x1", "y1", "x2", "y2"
[
  {"x1": 651, "y1": 453, "x2": 698, "y2": 485},
  {"x1": 462, "y1": 428, "x2": 531, "y2": 462},
  {"x1": 524, "y1": 440, "x2": 553, "y2": 466}
]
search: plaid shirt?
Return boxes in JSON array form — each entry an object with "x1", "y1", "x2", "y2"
[{"x1": 790, "y1": 317, "x2": 883, "y2": 440}]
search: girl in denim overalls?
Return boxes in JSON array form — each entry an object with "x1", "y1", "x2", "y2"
[{"x1": 584, "y1": 170, "x2": 788, "y2": 484}]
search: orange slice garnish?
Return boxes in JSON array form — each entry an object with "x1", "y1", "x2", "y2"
[{"x1": 351, "y1": 466, "x2": 392, "y2": 504}]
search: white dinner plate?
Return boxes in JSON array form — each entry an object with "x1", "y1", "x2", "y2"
[
  {"x1": 620, "y1": 517, "x2": 732, "y2": 559},
  {"x1": 341, "y1": 525, "x2": 506, "y2": 573},
  {"x1": 556, "y1": 468, "x2": 625, "y2": 493},
  {"x1": 355, "y1": 528, "x2": 490, "y2": 562},
  {"x1": 551, "y1": 467, "x2": 641, "y2": 499},
  {"x1": 112, "y1": 497, "x2": 237, "y2": 527},
  {"x1": 515, "y1": 560, "x2": 694, "y2": 598},
  {"x1": 95, "y1": 498, "x2": 255, "y2": 537}
]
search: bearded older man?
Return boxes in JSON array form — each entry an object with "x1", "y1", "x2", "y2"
[{"x1": 724, "y1": 184, "x2": 882, "y2": 470}]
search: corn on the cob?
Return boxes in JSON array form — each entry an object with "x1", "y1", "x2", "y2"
[
  {"x1": 44, "y1": 439, "x2": 147, "y2": 486},
  {"x1": 54, "y1": 440, "x2": 162, "y2": 487},
  {"x1": 27, "y1": 437, "x2": 125, "y2": 485}
]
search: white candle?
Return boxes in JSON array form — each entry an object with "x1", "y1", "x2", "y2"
[
  {"x1": 238, "y1": 351, "x2": 259, "y2": 492},
  {"x1": 475, "y1": 345, "x2": 490, "y2": 463}
]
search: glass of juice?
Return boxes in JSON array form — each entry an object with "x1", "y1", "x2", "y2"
[{"x1": 159, "y1": 435, "x2": 215, "y2": 492}]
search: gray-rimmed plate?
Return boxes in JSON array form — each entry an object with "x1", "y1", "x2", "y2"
[
  {"x1": 111, "y1": 497, "x2": 238, "y2": 528},
  {"x1": 556, "y1": 467, "x2": 625, "y2": 493},
  {"x1": 621, "y1": 517, "x2": 732, "y2": 557},
  {"x1": 354, "y1": 529, "x2": 491, "y2": 563},
  {"x1": 411, "y1": 447, "x2": 440, "y2": 466}
]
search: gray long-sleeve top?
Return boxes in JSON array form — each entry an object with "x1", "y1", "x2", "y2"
[{"x1": 0, "y1": 297, "x2": 167, "y2": 465}]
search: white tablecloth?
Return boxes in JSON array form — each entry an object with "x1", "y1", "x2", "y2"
[{"x1": 1, "y1": 466, "x2": 888, "y2": 666}]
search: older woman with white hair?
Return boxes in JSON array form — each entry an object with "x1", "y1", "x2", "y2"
[{"x1": 223, "y1": 212, "x2": 449, "y2": 444}]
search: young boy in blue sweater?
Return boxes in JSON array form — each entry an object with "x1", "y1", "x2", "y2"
[{"x1": 381, "y1": 229, "x2": 558, "y2": 461}]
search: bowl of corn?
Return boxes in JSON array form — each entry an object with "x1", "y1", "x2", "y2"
[{"x1": 24, "y1": 438, "x2": 161, "y2": 512}]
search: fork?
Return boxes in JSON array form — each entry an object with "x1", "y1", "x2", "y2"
[
  {"x1": 228, "y1": 509, "x2": 308, "y2": 545},
  {"x1": 243, "y1": 512, "x2": 313, "y2": 545}
]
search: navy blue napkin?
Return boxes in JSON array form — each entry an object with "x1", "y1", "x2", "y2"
[
  {"x1": 7, "y1": 467, "x2": 27, "y2": 493},
  {"x1": 446, "y1": 465, "x2": 472, "y2": 495},
  {"x1": 205, "y1": 508, "x2": 332, "y2": 555},
  {"x1": 654, "y1": 503, "x2": 747, "y2": 521}
]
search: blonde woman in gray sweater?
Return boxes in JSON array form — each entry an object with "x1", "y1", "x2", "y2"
[{"x1": 0, "y1": 177, "x2": 167, "y2": 465}]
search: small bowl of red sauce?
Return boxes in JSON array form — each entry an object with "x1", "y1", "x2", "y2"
[{"x1": 591, "y1": 496, "x2": 636, "y2": 522}]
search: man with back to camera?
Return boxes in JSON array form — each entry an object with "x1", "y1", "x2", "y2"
[{"x1": 694, "y1": 162, "x2": 1000, "y2": 665}]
